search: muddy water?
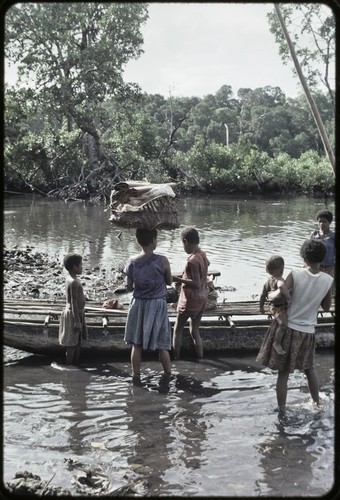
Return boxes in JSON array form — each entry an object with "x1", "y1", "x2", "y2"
[
  {"x1": 3, "y1": 349, "x2": 335, "y2": 496},
  {"x1": 3, "y1": 193, "x2": 336, "y2": 496}
]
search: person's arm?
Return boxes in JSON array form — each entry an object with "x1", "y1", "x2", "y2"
[
  {"x1": 277, "y1": 278, "x2": 291, "y2": 304},
  {"x1": 173, "y1": 262, "x2": 201, "y2": 288},
  {"x1": 320, "y1": 287, "x2": 332, "y2": 311},
  {"x1": 70, "y1": 280, "x2": 81, "y2": 328},
  {"x1": 162, "y1": 256, "x2": 172, "y2": 286},
  {"x1": 284, "y1": 272, "x2": 293, "y2": 291},
  {"x1": 124, "y1": 259, "x2": 134, "y2": 292},
  {"x1": 268, "y1": 273, "x2": 293, "y2": 304},
  {"x1": 126, "y1": 276, "x2": 134, "y2": 292},
  {"x1": 259, "y1": 284, "x2": 267, "y2": 314}
]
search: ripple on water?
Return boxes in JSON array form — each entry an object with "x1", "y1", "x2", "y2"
[{"x1": 3, "y1": 351, "x2": 335, "y2": 496}]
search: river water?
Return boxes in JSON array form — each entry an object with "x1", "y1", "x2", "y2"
[{"x1": 2, "y1": 193, "x2": 337, "y2": 496}]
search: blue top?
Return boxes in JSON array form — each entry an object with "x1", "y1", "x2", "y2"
[
  {"x1": 310, "y1": 230, "x2": 335, "y2": 266},
  {"x1": 124, "y1": 253, "x2": 167, "y2": 299}
]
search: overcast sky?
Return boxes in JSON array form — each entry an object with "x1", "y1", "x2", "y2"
[
  {"x1": 5, "y1": 2, "x2": 334, "y2": 100},
  {"x1": 122, "y1": 2, "x2": 304, "y2": 99}
]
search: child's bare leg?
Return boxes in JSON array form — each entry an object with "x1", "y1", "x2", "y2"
[
  {"x1": 304, "y1": 367, "x2": 319, "y2": 405},
  {"x1": 173, "y1": 314, "x2": 187, "y2": 359},
  {"x1": 73, "y1": 345, "x2": 80, "y2": 365},
  {"x1": 189, "y1": 318, "x2": 203, "y2": 359},
  {"x1": 276, "y1": 369, "x2": 290, "y2": 408},
  {"x1": 131, "y1": 344, "x2": 142, "y2": 377},
  {"x1": 159, "y1": 349, "x2": 171, "y2": 375},
  {"x1": 273, "y1": 316, "x2": 286, "y2": 355},
  {"x1": 66, "y1": 346, "x2": 77, "y2": 365}
]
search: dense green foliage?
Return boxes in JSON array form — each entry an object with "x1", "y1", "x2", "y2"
[{"x1": 4, "y1": 3, "x2": 335, "y2": 200}]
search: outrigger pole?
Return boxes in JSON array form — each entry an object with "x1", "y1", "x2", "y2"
[{"x1": 274, "y1": 4, "x2": 335, "y2": 174}]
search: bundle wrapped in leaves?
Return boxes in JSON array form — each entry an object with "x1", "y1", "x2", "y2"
[{"x1": 108, "y1": 181, "x2": 180, "y2": 230}]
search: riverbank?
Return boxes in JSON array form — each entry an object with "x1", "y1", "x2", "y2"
[{"x1": 3, "y1": 245, "x2": 124, "y2": 303}]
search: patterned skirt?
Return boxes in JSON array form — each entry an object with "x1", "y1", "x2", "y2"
[
  {"x1": 256, "y1": 319, "x2": 315, "y2": 373},
  {"x1": 58, "y1": 305, "x2": 87, "y2": 347},
  {"x1": 124, "y1": 297, "x2": 171, "y2": 351}
]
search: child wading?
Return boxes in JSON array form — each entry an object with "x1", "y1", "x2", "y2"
[
  {"x1": 259, "y1": 255, "x2": 291, "y2": 355},
  {"x1": 172, "y1": 227, "x2": 210, "y2": 359},
  {"x1": 256, "y1": 239, "x2": 333, "y2": 412},
  {"x1": 59, "y1": 253, "x2": 87, "y2": 365},
  {"x1": 124, "y1": 228, "x2": 172, "y2": 384}
]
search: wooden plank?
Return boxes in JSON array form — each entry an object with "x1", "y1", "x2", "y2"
[
  {"x1": 4, "y1": 298, "x2": 335, "y2": 319},
  {"x1": 173, "y1": 269, "x2": 221, "y2": 279}
]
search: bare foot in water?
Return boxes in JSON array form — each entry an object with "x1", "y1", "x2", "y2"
[{"x1": 273, "y1": 342, "x2": 286, "y2": 355}]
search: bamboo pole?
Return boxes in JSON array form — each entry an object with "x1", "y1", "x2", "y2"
[
  {"x1": 3, "y1": 298, "x2": 334, "y2": 318},
  {"x1": 274, "y1": 4, "x2": 335, "y2": 174}
]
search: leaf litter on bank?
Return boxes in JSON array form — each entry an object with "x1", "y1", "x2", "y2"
[{"x1": 3, "y1": 244, "x2": 126, "y2": 302}]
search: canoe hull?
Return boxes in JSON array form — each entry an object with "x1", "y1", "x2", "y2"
[
  {"x1": 4, "y1": 297, "x2": 335, "y2": 356},
  {"x1": 4, "y1": 321, "x2": 335, "y2": 356}
]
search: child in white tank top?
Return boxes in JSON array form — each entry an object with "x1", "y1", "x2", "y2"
[{"x1": 256, "y1": 239, "x2": 333, "y2": 412}]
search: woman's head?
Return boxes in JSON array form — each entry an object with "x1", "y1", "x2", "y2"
[
  {"x1": 135, "y1": 228, "x2": 157, "y2": 247},
  {"x1": 300, "y1": 239, "x2": 327, "y2": 264}
]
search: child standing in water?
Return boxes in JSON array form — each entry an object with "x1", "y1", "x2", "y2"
[
  {"x1": 172, "y1": 227, "x2": 210, "y2": 359},
  {"x1": 59, "y1": 253, "x2": 87, "y2": 365},
  {"x1": 259, "y1": 255, "x2": 291, "y2": 355},
  {"x1": 124, "y1": 228, "x2": 172, "y2": 383},
  {"x1": 256, "y1": 239, "x2": 333, "y2": 411}
]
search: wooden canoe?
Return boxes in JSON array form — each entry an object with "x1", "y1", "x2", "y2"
[{"x1": 3, "y1": 298, "x2": 335, "y2": 356}]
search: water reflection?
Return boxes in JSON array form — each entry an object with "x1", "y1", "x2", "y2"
[
  {"x1": 121, "y1": 370, "x2": 215, "y2": 495},
  {"x1": 4, "y1": 194, "x2": 335, "y2": 301},
  {"x1": 124, "y1": 382, "x2": 173, "y2": 494},
  {"x1": 257, "y1": 407, "x2": 334, "y2": 497},
  {"x1": 257, "y1": 421, "x2": 317, "y2": 496}
]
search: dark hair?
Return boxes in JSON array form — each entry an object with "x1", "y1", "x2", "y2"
[
  {"x1": 181, "y1": 227, "x2": 199, "y2": 244},
  {"x1": 135, "y1": 228, "x2": 157, "y2": 247},
  {"x1": 63, "y1": 253, "x2": 82, "y2": 272},
  {"x1": 300, "y1": 239, "x2": 327, "y2": 264},
  {"x1": 316, "y1": 210, "x2": 333, "y2": 223},
  {"x1": 266, "y1": 255, "x2": 284, "y2": 273}
]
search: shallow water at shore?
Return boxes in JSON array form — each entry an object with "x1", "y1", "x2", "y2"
[
  {"x1": 3, "y1": 193, "x2": 337, "y2": 496},
  {"x1": 3, "y1": 347, "x2": 336, "y2": 496}
]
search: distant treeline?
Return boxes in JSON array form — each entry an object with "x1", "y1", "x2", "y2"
[{"x1": 5, "y1": 3, "x2": 334, "y2": 201}]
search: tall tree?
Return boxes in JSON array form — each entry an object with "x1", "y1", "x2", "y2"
[
  {"x1": 267, "y1": 3, "x2": 335, "y2": 112},
  {"x1": 5, "y1": 2, "x2": 148, "y2": 185}
]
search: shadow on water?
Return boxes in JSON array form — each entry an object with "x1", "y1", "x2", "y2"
[
  {"x1": 256, "y1": 403, "x2": 335, "y2": 497},
  {"x1": 2, "y1": 347, "x2": 336, "y2": 496}
]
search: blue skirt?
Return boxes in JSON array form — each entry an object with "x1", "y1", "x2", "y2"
[{"x1": 124, "y1": 297, "x2": 171, "y2": 351}]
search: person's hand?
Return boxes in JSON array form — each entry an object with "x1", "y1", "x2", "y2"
[{"x1": 172, "y1": 275, "x2": 180, "y2": 283}]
